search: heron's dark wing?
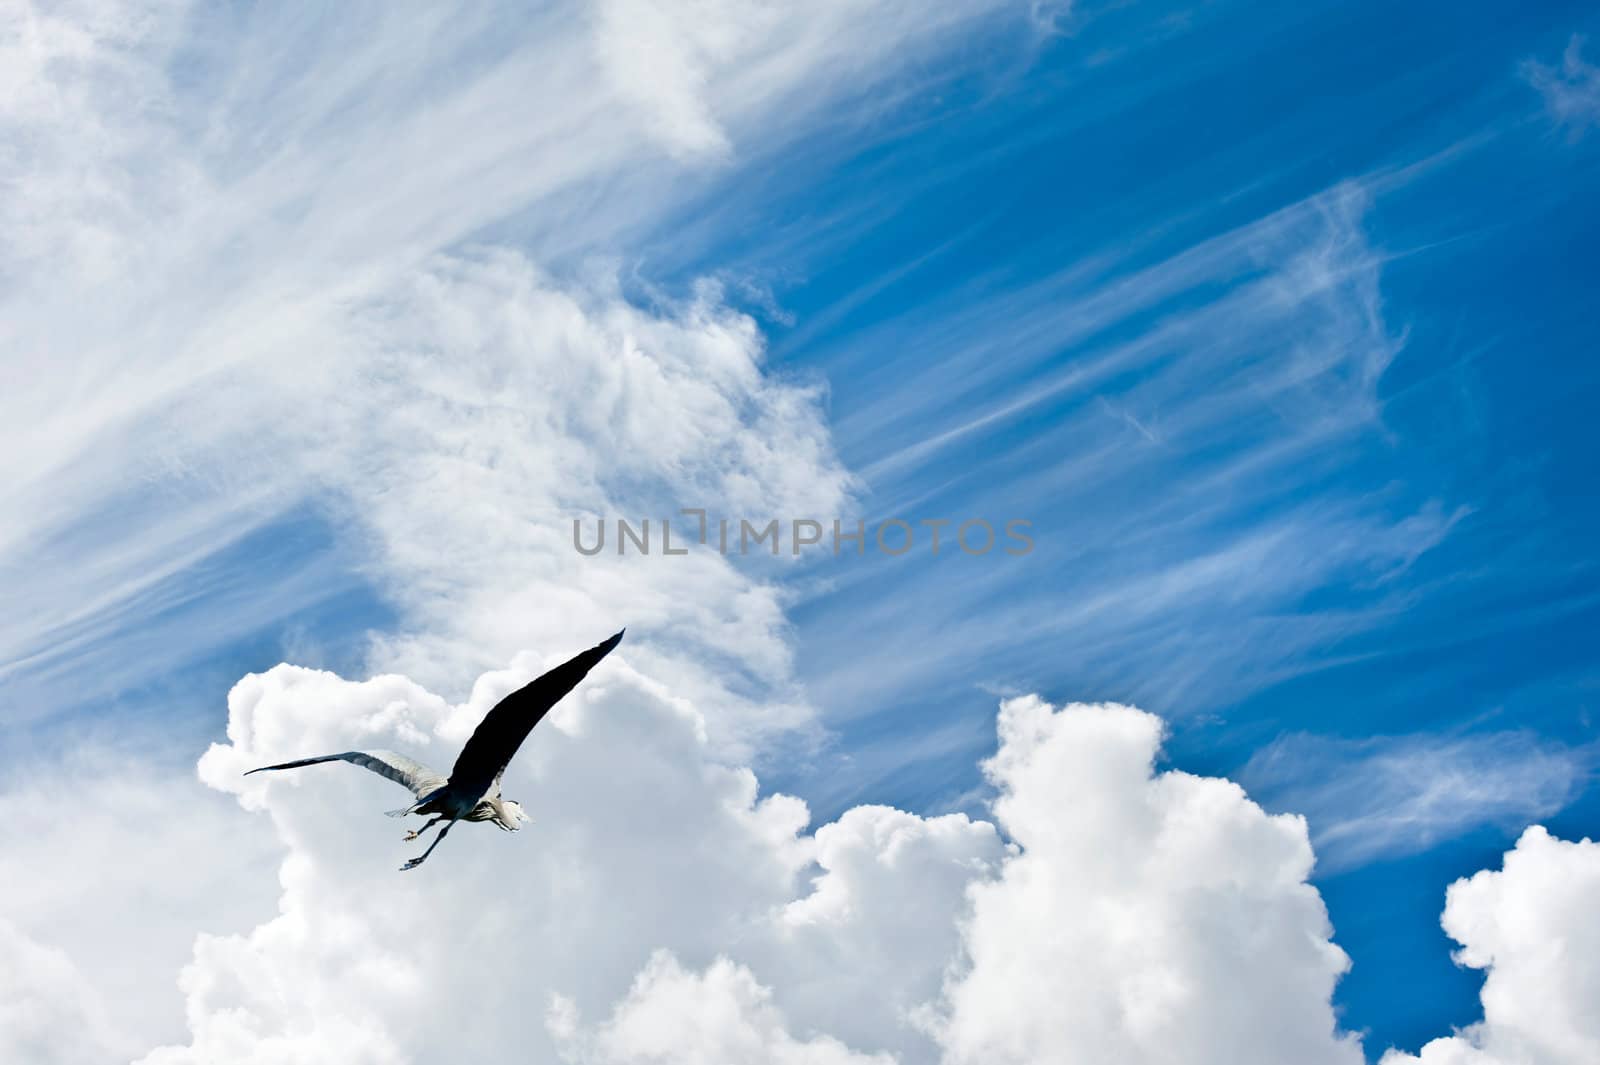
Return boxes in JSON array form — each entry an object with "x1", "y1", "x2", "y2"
[
  {"x1": 244, "y1": 750, "x2": 448, "y2": 798},
  {"x1": 447, "y1": 630, "x2": 624, "y2": 796}
]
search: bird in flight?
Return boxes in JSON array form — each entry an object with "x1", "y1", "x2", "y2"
[{"x1": 246, "y1": 630, "x2": 623, "y2": 870}]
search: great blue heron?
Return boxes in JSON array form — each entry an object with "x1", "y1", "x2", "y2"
[{"x1": 246, "y1": 630, "x2": 623, "y2": 870}]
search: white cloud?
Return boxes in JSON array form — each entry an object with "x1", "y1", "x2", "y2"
[
  {"x1": 0, "y1": 754, "x2": 280, "y2": 1055},
  {"x1": 13, "y1": 617, "x2": 1593, "y2": 1065},
  {"x1": 0, "y1": 0, "x2": 1017, "y2": 739},
  {"x1": 549, "y1": 952, "x2": 894, "y2": 1065},
  {"x1": 0, "y1": 920, "x2": 126, "y2": 1065},
  {"x1": 28, "y1": 674, "x2": 1363, "y2": 1064},
  {"x1": 3, "y1": 227, "x2": 852, "y2": 749},
  {"x1": 592, "y1": 0, "x2": 1013, "y2": 160},
  {"x1": 1524, "y1": 35, "x2": 1600, "y2": 139},
  {"x1": 133, "y1": 652, "x2": 991, "y2": 1063},
  {"x1": 1241, "y1": 731, "x2": 1590, "y2": 871},
  {"x1": 760, "y1": 803, "x2": 1007, "y2": 1053},
  {"x1": 931, "y1": 697, "x2": 1364, "y2": 1065},
  {"x1": 1381, "y1": 827, "x2": 1600, "y2": 1065},
  {"x1": 6, "y1": 649, "x2": 1403, "y2": 1065},
  {"x1": 295, "y1": 252, "x2": 853, "y2": 752},
  {"x1": 0, "y1": 0, "x2": 190, "y2": 284}
]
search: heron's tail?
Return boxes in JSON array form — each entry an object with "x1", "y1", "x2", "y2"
[{"x1": 385, "y1": 803, "x2": 421, "y2": 818}]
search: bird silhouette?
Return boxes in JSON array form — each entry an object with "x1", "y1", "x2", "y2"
[{"x1": 246, "y1": 630, "x2": 623, "y2": 870}]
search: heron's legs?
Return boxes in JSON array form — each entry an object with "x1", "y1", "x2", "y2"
[
  {"x1": 400, "y1": 819, "x2": 456, "y2": 871},
  {"x1": 403, "y1": 816, "x2": 443, "y2": 842}
]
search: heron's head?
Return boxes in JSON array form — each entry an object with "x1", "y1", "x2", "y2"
[{"x1": 504, "y1": 799, "x2": 532, "y2": 827}]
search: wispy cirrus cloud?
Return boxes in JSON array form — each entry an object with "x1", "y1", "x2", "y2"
[
  {"x1": 788, "y1": 179, "x2": 1465, "y2": 777},
  {"x1": 0, "y1": 0, "x2": 1025, "y2": 748},
  {"x1": 1524, "y1": 35, "x2": 1600, "y2": 139},
  {"x1": 1241, "y1": 729, "x2": 1593, "y2": 872}
]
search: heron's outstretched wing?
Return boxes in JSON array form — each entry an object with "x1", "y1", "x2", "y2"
[
  {"x1": 244, "y1": 750, "x2": 448, "y2": 798},
  {"x1": 447, "y1": 630, "x2": 624, "y2": 796}
]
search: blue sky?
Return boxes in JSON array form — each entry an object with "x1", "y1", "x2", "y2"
[
  {"x1": 740, "y1": 3, "x2": 1600, "y2": 1048},
  {"x1": 4, "y1": 1, "x2": 1599, "y2": 1062}
]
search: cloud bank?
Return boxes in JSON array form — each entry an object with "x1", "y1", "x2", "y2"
[
  {"x1": 6, "y1": 673, "x2": 1599, "y2": 1064},
  {"x1": 140, "y1": 676, "x2": 1366, "y2": 1065}
]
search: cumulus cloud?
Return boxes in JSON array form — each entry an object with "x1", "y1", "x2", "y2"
[
  {"x1": 932, "y1": 697, "x2": 1364, "y2": 1065},
  {"x1": 1381, "y1": 826, "x2": 1600, "y2": 1065},
  {"x1": 0, "y1": 753, "x2": 280, "y2": 1054},
  {"x1": 548, "y1": 952, "x2": 894, "y2": 1065},
  {"x1": 772, "y1": 804, "x2": 1006, "y2": 1050},
  {"x1": 0, "y1": 920, "x2": 126, "y2": 1065},
  {"x1": 65, "y1": 673, "x2": 1367, "y2": 1065},
  {"x1": 136, "y1": 651, "x2": 989, "y2": 1063}
]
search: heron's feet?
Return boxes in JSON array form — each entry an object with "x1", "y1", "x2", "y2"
[
  {"x1": 400, "y1": 855, "x2": 427, "y2": 871},
  {"x1": 403, "y1": 829, "x2": 420, "y2": 841}
]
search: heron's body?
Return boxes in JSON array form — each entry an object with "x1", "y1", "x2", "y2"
[
  {"x1": 245, "y1": 630, "x2": 622, "y2": 869},
  {"x1": 411, "y1": 791, "x2": 522, "y2": 829}
]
